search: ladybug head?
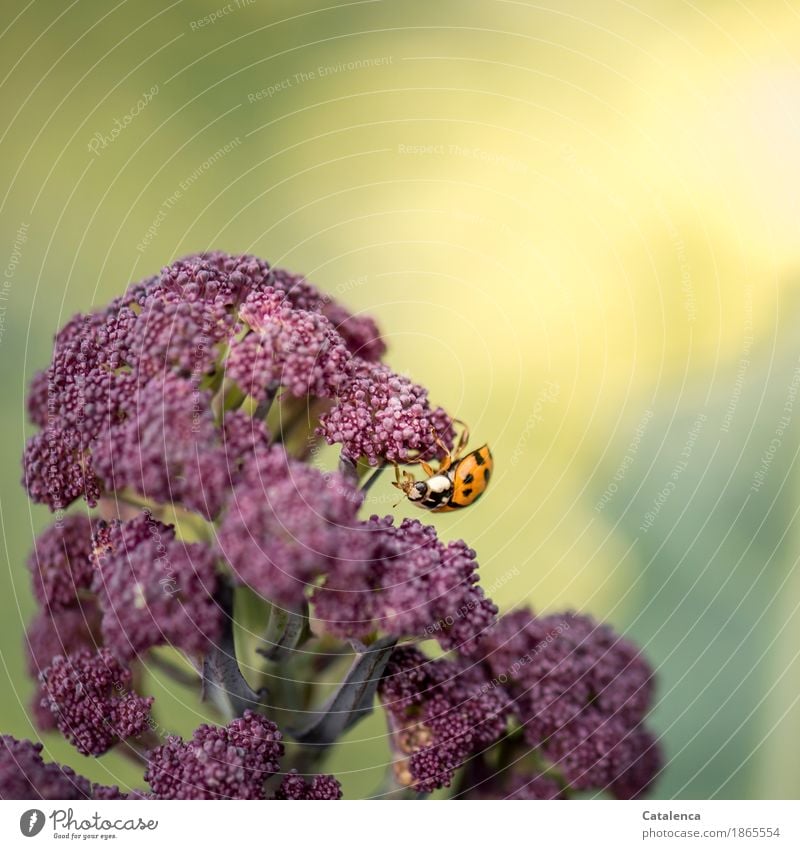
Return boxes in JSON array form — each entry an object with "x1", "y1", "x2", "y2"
[
  {"x1": 391, "y1": 467, "x2": 429, "y2": 502},
  {"x1": 410, "y1": 481, "x2": 428, "y2": 500}
]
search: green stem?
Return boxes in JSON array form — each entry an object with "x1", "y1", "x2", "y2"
[{"x1": 360, "y1": 462, "x2": 387, "y2": 492}]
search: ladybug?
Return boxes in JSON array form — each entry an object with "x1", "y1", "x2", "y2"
[{"x1": 392, "y1": 420, "x2": 493, "y2": 512}]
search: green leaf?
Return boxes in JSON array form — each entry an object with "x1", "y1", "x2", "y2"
[
  {"x1": 202, "y1": 580, "x2": 266, "y2": 720},
  {"x1": 290, "y1": 636, "x2": 396, "y2": 746},
  {"x1": 257, "y1": 602, "x2": 310, "y2": 664}
]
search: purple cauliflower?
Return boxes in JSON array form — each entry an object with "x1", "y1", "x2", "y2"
[
  {"x1": 22, "y1": 251, "x2": 393, "y2": 513},
  {"x1": 11, "y1": 250, "x2": 663, "y2": 803}
]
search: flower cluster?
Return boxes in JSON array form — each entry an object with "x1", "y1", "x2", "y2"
[
  {"x1": 8, "y1": 251, "x2": 662, "y2": 802},
  {"x1": 40, "y1": 649, "x2": 153, "y2": 756},
  {"x1": 27, "y1": 515, "x2": 95, "y2": 611},
  {"x1": 217, "y1": 446, "x2": 364, "y2": 608},
  {"x1": 23, "y1": 251, "x2": 442, "y2": 514},
  {"x1": 25, "y1": 603, "x2": 101, "y2": 731},
  {"x1": 471, "y1": 609, "x2": 661, "y2": 798},
  {"x1": 379, "y1": 647, "x2": 511, "y2": 792},
  {"x1": 92, "y1": 377, "x2": 270, "y2": 521},
  {"x1": 380, "y1": 609, "x2": 662, "y2": 798},
  {"x1": 24, "y1": 516, "x2": 103, "y2": 731},
  {"x1": 0, "y1": 735, "x2": 125, "y2": 800},
  {"x1": 317, "y1": 361, "x2": 454, "y2": 465},
  {"x1": 91, "y1": 511, "x2": 222, "y2": 659},
  {"x1": 0, "y1": 726, "x2": 342, "y2": 801},
  {"x1": 314, "y1": 516, "x2": 497, "y2": 651},
  {"x1": 274, "y1": 771, "x2": 343, "y2": 800},
  {"x1": 144, "y1": 711, "x2": 284, "y2": 799},
  {"x1": 227, "y1": 288, "x2": 351, "y2": 401},
  {"x1": 142, "y1": 709, "x2": 342, "y2": 800}
]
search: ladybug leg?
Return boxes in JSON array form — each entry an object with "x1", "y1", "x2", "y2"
[
  {"x1": 429, "y1": 428, "x2": 454, "y2": 473},
  {"x1": 419, "y1": 460, "x2": 436, "y2": 477},
  {"x1": 391, "y1": 463, "x2": 416, "y2": 507},
  {"x1": 452, "y1": 418, "x2": 470, "y2": 458},
  {"x1": 392, "y1": 463, "x2": 418, "y2": 490},
  {"x1": 392, "y1": 461, "x2": 405, "y2": 488}
]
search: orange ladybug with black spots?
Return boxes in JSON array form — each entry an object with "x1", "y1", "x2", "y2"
[{"x1": 392, "y1": 421, "x2": 493, "y2": 512}]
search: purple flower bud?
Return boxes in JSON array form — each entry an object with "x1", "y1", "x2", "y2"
[
  {"x1": 23, "y1": 252, "x2": 388, "y2": 514},
  {"x1": 25, "y1": 603, "x2": 101, "y2": 731},
  {"x1": 273, "y1": 770, "x2": 343, "y2": 799},
  {"x1": 180, "y1": 253, "x2": 385, "y2": 360},
  {"x1": 144, "y1": 710, "x2": 283, "y2": 799},
  {"x1": 22, "y1": 430, "x2": 101, "y2": 511},
  {"x1": 264, "y1": 265, "x2": 385, "y2": 361},
  {"x1": 155, "y1": 254, "x2": 258, "y2": 309},
  {"x1": 0, "y1": 735, "x2": 93, "y2": 799},
  {"x1": 314, "y1": 516, "x2": 497, "y2": 652},
  {"x1": 90, "y1": 783, "x2": 131, "y2": 799},
  {"x1": 541, "y1": 712, "x2": 661, "y2": 795},
  {"x1": 318, "y1": 361, "x2": 454, "y2": 465},
  {"x1": 26, "y1": 368, "x2": 53, "y2": 429},
  {"x1": 22, "y1": 306, "x2": 134, "y2": 511},
  {"x1": 91, "y1": 512, "x2": 222, "y2": 659},
  {"x1": 470, "y1": 609, "x2": 661, "y2": 796},
  {"x1": 40, "y1": 648, "x2": 153, "y2": 756},
  {"x1": 21, "y1": 301, "x2": 140, "y2": 512},
  {"x1": 378, "y1": 646, "x2": 510, "y2": 793},
  {"x1": 608, "y1": 727, "x2": 663, "y2": 800},
  {"x1": 227, "y1": 287, "x2": 351, "y2": 400},
  {"x1": 28, "y1": 516, "x2": 95, "y2": 611},
  {"x1": 131, "y1": 295, "x2": 233, "y2": 384},
  {"x1": 476, "y1": 610, "x2": 655, "y2": 741},
  {"x1": 321, "y1": 301, "x2": 385, "y2": 362},
  {"x1": 173, "y1": 251, "x2": 270, "y2": 305},
  {"x1": 26, "y1": 304, "x2": 139, "y2": 439},
  {"x1": 218, "y1": 446, "x2": 364, "y2": 608},
  {"x1": 93, "y1": 375, "x2": 269, "y2": 520}
]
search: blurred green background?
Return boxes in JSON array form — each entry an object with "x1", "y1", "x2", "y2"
[{"x1": 2, "y1": 0, "x2": 800, "y2": 799}]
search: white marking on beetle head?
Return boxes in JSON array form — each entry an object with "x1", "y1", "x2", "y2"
[{"x1": 427, "y1": 475, "x2": 452, "y2": 494}]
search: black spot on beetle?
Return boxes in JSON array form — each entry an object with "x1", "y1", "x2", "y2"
[
  {"x1": 463, "y1": 473, "x2": 474, "y2": 484},
  {"x1": 462, "y1": 487, "x2": 473, "y2": 497},
  {"x1": 473, "y1": 451, "x2": 486, "y2": 465},
  {"x1": 484, "y1": 468, "x2": 491, "y2": 482}
]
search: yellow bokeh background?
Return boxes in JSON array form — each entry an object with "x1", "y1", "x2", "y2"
[{"x1": 1, "y1": 0, "x2": 800, "y2": 798}]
